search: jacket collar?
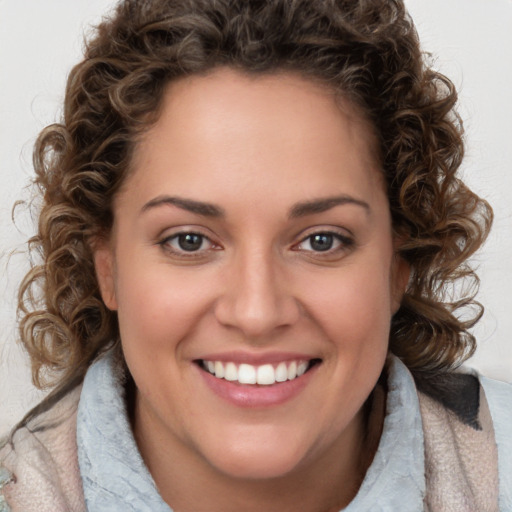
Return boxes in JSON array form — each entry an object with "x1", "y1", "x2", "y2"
[{"x1": 77, "y1": 351, "x2": 425, "y2": 511}]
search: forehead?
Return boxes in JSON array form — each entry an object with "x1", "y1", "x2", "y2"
[{"x1": 122, "y1": 68, "x2": 384, "y2": 211}]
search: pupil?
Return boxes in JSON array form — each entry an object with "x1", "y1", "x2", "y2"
[
  {"x1": 178, "y1": 233, "x2": 203, "y2": 251},
  {"x1": 311, "y1": 234, "x2": 333, "y2": 251}
]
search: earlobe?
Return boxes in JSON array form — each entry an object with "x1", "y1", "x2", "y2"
[{"x1": 92, "y1": 241, "x2": 118, "y2": 311}]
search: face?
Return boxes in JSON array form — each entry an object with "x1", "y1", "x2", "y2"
[{"x1": 95, "y1": 68, "x2": 407, "y2": 484}]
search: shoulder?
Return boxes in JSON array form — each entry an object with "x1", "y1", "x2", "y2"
[
  {"x1": 479, "y1": 373, "x2": 512, "y2": 427},
  {"x1": 0, "y1": 384, "x2": 86, "y2": 512},
  {"x1": 415, "y1": 367, "x2": 511, "y2": 511},
  {"x1": 479, "y1": 374, "x2": 512, "y2": 509}
]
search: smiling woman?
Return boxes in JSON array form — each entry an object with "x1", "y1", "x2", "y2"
[
  {"x1": 0, "y1": 1, "x2": 511, "y2": 511},
  {"x1": 92, "y1": 71, "x2": 404, "y2": 499}
]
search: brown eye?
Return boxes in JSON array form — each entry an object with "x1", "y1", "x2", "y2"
[
  {"x1": 177, "y1": 233, "x2": 204, "y2": 251},
  {"x1": 161, "y1": 232, "x2": 214, "y2": 253}
]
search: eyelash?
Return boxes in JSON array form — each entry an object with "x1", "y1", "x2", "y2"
[
  {"x1": 293, "y1": 231, "x2": 354, "y2": 255},
  {"x1": 158, "y1": 231, "x2": 217, "y2": 257},
  {"x1": 157, "y1": 229, "x2": 355, "y2": 259}
]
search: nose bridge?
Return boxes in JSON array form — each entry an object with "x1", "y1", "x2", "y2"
[
  {"x1": 239, "y1": 246, "x2": 277, "y2": 312},
  {"x1": 215, "y1": 242, "x2": 299, "y2": 338}
]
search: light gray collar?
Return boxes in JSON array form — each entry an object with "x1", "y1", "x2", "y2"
[
  {"x1": 345, "y1": 356, "x2": 425, "y2": 511},
  {"x1": 77, "y1": 351, "x2": 425, "y2": 511},
  {"x1": 77, "y1": 351, "x2": 172, "y2": 511}
]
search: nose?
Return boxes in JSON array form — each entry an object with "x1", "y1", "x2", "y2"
[{"x1": 214, "y1": 248, "x2": 301, "y2": 340}]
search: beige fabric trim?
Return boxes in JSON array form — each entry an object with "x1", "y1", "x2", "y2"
[
  {"x1": 0, "y1": 386, "x2": 85, "y2": 512},
  {"x1": 419, "y1": 387, "x2": 499, "y2": 512}
]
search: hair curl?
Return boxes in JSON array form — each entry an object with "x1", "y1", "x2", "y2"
[{"x1": 18, "y1": 0, "x2": 492, "y2": 391}]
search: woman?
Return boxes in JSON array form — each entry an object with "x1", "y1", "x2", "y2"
[{"x1": 0, "y1": 0, "x2": 510, "y2": 510}]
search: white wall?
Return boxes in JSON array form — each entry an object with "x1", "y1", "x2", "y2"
[
  {"x1": 404, "y1": 0, "x2": 512, "y2": 381},
  {"x1": 1, "y1": 0, "x2": 511, "y2": 434}
]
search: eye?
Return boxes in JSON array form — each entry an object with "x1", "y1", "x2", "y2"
[
  {"x1": 160, "y1": 232, "x2": 215, "y2": 253},
  {"x1": 295, "y1": 231, "x2": 353, "y2": 254},
  {"x1": 303, "y1": 233, "x2": 336, "y2": 252}
]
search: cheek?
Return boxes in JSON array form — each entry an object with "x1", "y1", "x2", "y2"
[
  {"x1": 112, "y1": 249, "x2": 214, "y2": 362},
  {"x1": 114, "y1": 264, "x2": 210, "y2": 414},
  {"x1": 297, "y1": 259, "x2": 393, "y2": 409},
  {"x1": 302, "y1": 261, "x2": 394, "y2": 347},
  {"x1": 288, "y1": 262, "x2": 392, "y2": 443},
  {"x1": 116, "y1": 271, "x2": 207, "y2": 344}
]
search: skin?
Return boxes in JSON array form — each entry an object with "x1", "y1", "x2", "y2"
[{"x1": 94, "y1": 68, "x2": 409, "y2": 511}]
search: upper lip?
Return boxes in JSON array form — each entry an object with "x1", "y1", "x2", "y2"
[{"x1": 195, "y1": 351, "x2": 320, "y2": 365}]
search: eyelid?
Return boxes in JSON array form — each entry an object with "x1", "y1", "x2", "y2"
[
  {"x1": 157, "y1": 227, "x2": 221, "y2": 257},
  {"x1": 167, "y1": 233, "x2": 213, "y2": 250},
  {"x1": 156, "y1": 224, "x2": 217, "y2": 244},
  {"x1": 292, "y1": 227, "x2": 355, "y2": 254}
]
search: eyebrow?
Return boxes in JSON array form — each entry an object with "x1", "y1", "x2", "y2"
[
  {"x1": 141, "y1": 193, "x2": 370, "y2": 219},
  {"x1": 141, "y1": 195, "x2": 225, "y2": 217},
  {"x1": 289, "y1": 195, "x2": 370, "y2": 218}
]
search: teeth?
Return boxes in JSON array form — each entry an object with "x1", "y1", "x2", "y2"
[
  {"x1": 287, "y1": 361, "x2": 297, "y2": 380},
  {"x1": 214, "y1": 361, "x2": 224, "y2": 379},
  {"x1": 202, "y1": 359, "x2": 313, "y2": 385},
  {"x1": 275, "y1": 362, "x2": 288, "y2": 382},
  {"x1": 256, "y1": 364, "x2": 275, "y2": 385},
  {"x1": 238, "y1": 364, "x2": 257, "y2": 384},
  {"x1": 297, "y1": 362, "x2": 308, "y2": 377},
  {"x1": 224, "y1": 362, "x2": 237, "y2": 381}
]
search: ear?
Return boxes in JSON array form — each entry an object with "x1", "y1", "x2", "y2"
[
  {"x1": 390, "y1": 235, "x2": 410, "y2": 314},
  {"x1": 92, "y1": 238, "x2": 118, "y2": 311},
  {"x1": 391, "y1": 255, "x2": 410, "y2": 314}
]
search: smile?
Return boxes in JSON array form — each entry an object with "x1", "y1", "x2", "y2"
[{"x1": 199, "y1": 359, "x2": 320, "y2": 386}]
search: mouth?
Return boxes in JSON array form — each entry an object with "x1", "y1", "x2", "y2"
[{"x1": 196, "y1": 358, "x2": 322, "y2": 386}]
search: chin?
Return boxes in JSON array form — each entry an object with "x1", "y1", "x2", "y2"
[
  {"x1": 213, "y1": 454, "x2": 305, "y2": 481},
  {"x1": 200, "y1": 429, "x2": 310, "y2": 480}
]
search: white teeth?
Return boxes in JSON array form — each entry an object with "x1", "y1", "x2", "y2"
[
  {"x1": 297, "y1": 362, "x2": 308, "y2": 377},
  {"x1": 214, "y1": 361, "x2": 224, "y2": 378},
  {"x1": 238, "y1": 364, "x2": 257, "y2": 384},
  {"x1": 224, "y1": 362, "x2": 238, "y2": 381},
  {"x1": 202, "y1": 359, "x2": 313, "y2": 385},
  {"x1": 287, "y1": 361, "x2": 297, "y2": 380},
  {"x1": 275, "y1": 362, "x2": 288, "y2": 382},
  {"x1": 256, "y1": 364, "x2": 275, "y2": 385}
]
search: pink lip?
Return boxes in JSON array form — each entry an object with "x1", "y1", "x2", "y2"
[{"x1": 195, "y1": 361, "x2": 320, "y2": 408}]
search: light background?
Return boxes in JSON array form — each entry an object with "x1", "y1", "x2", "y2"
[{"x1": 1, "y1": 0, "x2": 511, "y2": 434}]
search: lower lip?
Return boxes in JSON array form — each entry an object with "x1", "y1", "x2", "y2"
[{"x1": 197, "y1": 363, "x2": 319, "y2": 408}]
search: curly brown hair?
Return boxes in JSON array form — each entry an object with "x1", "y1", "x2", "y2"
[{"x1": 18, "y1": 0, "x2": 492, "y2": 392}]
